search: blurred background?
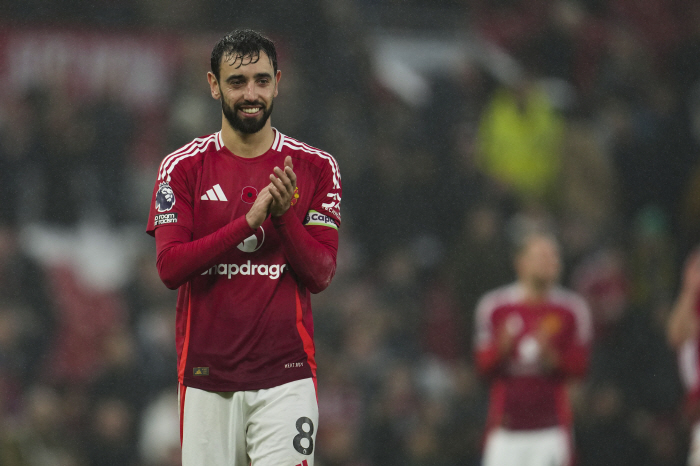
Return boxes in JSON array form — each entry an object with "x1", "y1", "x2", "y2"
[{"x1": 0, "y1": 0, "x2": 699, "y2": 464}]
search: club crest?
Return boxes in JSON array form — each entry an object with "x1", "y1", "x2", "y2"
[
  {"x1": 156, "y1": 181, "x2": 176, "y2": 212},
  {"x1": 291, "y1": 186, "x2": 300, "y2": 206}
]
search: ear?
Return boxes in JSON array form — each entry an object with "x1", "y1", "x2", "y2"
[
  {"x1": 207, "y1": 72, "x2": 221, "y2": 100},
  {"x1": 273, "y1": 70, "x2": 281, "y2": 98}
]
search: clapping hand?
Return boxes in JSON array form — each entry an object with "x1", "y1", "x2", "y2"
[{"x1": 268, "y1": 156, "x2": 297, "y2": 217}]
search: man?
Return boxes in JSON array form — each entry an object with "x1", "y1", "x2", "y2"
[
  {"x1": 146, "y1": 29, "x2": 341, "y2": 466},
  {"x1": 473, "y1": 232, "x2": 592, "y2": 466},
  {"x1": 667, "y1": 248, "x2": 700, "y2": 466}
]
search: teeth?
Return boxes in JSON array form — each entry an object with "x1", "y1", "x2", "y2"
[{"x1": 241, "y1": 108, "x2": 261, "y2": 114}]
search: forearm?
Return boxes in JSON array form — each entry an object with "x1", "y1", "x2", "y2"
[
  {"x1": 156, "y1": 217, "x2": 255, "y2": 289},
  {"x1": 668, "y1": 288, "x2": 699, "y2": 348},
  {"x1": 271, "y1": 209, "x2": 337, "y2": 293}
]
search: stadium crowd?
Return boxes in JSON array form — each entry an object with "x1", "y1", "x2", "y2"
[{"x1": 0, "y1": 0, "x2": 699, "y2": 464}]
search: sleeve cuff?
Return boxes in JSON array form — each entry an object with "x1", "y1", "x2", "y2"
[{"x1": 270, "y1": 208, "x2": 298, "y2": 227}]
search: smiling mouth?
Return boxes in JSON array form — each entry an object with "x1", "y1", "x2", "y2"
[{"x1": 240, "y1": 107, "x2": 262, "y2": 115}]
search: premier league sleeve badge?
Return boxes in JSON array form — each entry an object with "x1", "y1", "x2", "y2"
[{"x1": 155, "y1": 181, "x2": 176, "y2": 212}]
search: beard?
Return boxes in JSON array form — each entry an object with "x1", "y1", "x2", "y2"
[{"x1": 221, "y1": 94, "x2": 274, "y2": 135}]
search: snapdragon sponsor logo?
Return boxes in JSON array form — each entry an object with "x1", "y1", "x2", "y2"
[{"x1": 201, "y1": 261, "x2": 287, "y2": 280}]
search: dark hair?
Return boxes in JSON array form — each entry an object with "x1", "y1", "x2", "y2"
[{"x1": 210, "y1": 29, "x2": 277, "y2": 79}]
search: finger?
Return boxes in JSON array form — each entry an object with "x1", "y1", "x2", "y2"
[
  {"x1": 257, "y1": 185, "x2": 273, "y2": 198},
  {"x1": 261, "y1": 189, "x2": 274, "y2": 202},
  {"x1": 253, "y1": 190, "x2": 273, "y2": 207},
  {"x1": 264, "y1": 183, "x2": 281, "y2": 202},
  {"x1": 269, "y1": 185, "x2": 284, "y2": 204},
  {"x1": 283, "y1": 156, "x2": 296, "y2": 186},
  {"x1": 273, "y1": 166, "x2": 289, "y2": 183},
  {"x1": 269, "y1": 173, "x2": 290, "y2": 198},
  {"x1": 284, "y1": 166, "x2": 297, "y2": 188},
  {"x1": 274, "y1": 167, "x2": 294, "y2": 193}
]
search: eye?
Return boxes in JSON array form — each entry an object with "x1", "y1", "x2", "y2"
[{"x1": 258, "y1": 78, "x2": 270, "y2": 85}]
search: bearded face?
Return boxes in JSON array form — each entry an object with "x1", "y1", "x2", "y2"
[{"x1": 220, "y1": 92, "x2": 274, "y2": 135}]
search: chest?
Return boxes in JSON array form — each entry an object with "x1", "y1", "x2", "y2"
[
  {"x1": 494, "y1": 304, "x2": 573, "y2": 346},
  {"x1": 193, "y1": 154, "x2": 314, "y2": 235}
]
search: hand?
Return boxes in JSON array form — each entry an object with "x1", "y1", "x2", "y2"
[
  {"x1": 682, "y1": 249, "x2": 700, "y2": 294},
  {"x1": 268, "y1": 156, "x2": 297, "y2": 217},
  {"x1": 496, "y1": 324, "x2": 515, "y2": 357},
  {"x1": 535, "y1": 331, "x2": 560, "y2": 371},
  {"x1": 245, "y1": 186, "x2": 273, "y2": 229}
]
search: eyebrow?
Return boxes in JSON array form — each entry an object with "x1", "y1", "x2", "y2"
[{"x1": 226, "y1": 72, "x2": 273, "y2": 83}]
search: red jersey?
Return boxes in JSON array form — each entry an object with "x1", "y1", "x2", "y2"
[
  {"x1": 474, "y1": 283, "x2": 592, "y2": 431},
  {"x1": 146, "y1": 129, "x2": 341, "y2": 392}
]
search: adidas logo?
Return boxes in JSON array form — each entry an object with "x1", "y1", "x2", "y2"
[{"x1": 201, "y1": 184, "x2": 228, "y2": 201}]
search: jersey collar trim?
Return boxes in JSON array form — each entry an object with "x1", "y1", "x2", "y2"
[
  {"x1": 271, "y1": 127, "x2": 283, "y2": 152},
  {"x1": 216, "y1": 129, "x2": 281, "y2": 153},
  {"x1": 215, "y1": 128, "x2": 281, "y2": 163}
]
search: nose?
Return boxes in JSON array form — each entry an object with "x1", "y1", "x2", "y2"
[{"x1": 244, "y1": 81, "x2": 257, "y2": 101}]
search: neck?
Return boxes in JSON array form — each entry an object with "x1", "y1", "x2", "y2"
[
  {"x1": 220, "y1": 118, "x2": 275, "y2": 158},
  {"x1": 521, "y1": 279, "x2": 552, "y2": 303}
]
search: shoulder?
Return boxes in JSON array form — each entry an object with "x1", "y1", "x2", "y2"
[
  {"x1": 273, "y1": 131, "x2": 341, "y2": 187},
  {"x1": 550, "y1": 287, "x2": 590, "y2": 317},
  {"x1": 475, "y1": 283, "x2": 521, "y2": 322},
  {"x1": 551, "y1": 286, "x2": 593, "y2": 339},
  {"x1": 157, "y1": 132, "x2": 222, "y2": 182}
]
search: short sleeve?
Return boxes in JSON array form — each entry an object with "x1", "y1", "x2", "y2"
[
  {"x1": 146, "y1": 160, "x2": 195, "y2": 237},
  {"x1": 474, "y1": 294, "x2": 496, "y2": 350},
  {"x1": 571, "y1": 295, "x2": 593, "y2": 346},
  {"x1": 304, "y1": 154, "x2": 342, "y2": 230}
]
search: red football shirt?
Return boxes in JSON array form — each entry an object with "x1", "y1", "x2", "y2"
[
  {"x1": 146, "y1": 129, "x2": 341, "y2": 392},
  {"x1": 474, "y1": 283, "x2": 592, "y2": 431}
]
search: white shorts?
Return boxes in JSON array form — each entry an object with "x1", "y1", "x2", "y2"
[
  {"x1": 179, "y1": 378, "x2": 318, "y2": 466},
  {"x1": 482, "y1": 426, "x2": 571, "y2": 466},
  {"x1": 689, "y1": 422, "x2": 700, "y2": 466}
]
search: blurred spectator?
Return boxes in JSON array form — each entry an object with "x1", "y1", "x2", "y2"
[
  {"x1": 449, "y1": 204, "x2": 512, "y2": 334},
  {"x1": 85, "y1": 397, "x2": 138, "y2": 466},
  {"x1": 557, "y1": 118, "x2": 618, "y2": 259},
  {"x1": 572, "y1": 247, "x2": 629, "y2": 339},
  {"x1": 476, "y1": 74, "x2": 564, "y2": 208}
]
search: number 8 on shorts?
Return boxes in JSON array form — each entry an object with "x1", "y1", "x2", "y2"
[{"x1": 293, "y1": 417, "x2": 314, "y2": 455}]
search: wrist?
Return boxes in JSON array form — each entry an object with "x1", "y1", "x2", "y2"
[
  {"x1": 271, "y1": 208, "x2": 295, "y2": 226},
  {"x1": 246, "y1": 212, "x2": 263, "y2": 229},
  {"x1": 271, "y1": 207, "x2": 289, "y2": 218}
]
